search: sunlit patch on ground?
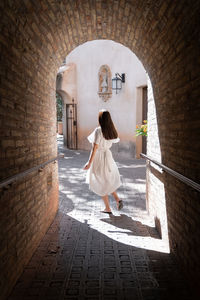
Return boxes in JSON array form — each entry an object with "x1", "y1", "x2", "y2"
[{"x1": 58, "y1": 135, "x2": 169, "y2": 253}]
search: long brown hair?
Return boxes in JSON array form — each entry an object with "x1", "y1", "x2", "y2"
[{"x1": 98, "y1": 110, "x2": 118, "y2": 140}]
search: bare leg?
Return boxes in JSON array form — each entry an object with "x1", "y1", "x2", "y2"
[
  {"x1": 112, "y1": 191, "x2": 122, "y2": 210},
  {"x1": 112, "y1": 191, "x2": 120, "y2": 203},
  {"x1": 102, "y1": 195, "x2": 111, "y2": 212}
]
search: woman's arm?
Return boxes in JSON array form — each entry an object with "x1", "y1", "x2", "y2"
[{"x1": 83, "y1": 143, "x2": 98, "y2": 170}]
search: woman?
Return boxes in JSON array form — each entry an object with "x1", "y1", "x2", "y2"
[{"x1": 84, "y1": 110, "x2": 123, "y2": 214}]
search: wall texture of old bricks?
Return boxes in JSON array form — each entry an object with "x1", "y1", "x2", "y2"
[{"x1": 0, "y1": 0, "x2": 200, "y2": 299}]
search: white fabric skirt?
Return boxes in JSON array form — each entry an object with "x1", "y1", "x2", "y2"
[{"x1": 86, "y1": 149, "x2": 121, "y2": 196}]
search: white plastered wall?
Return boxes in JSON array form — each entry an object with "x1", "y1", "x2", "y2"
[{"x1": 63, "y1": 40, "x2": 147, "y2": 158}]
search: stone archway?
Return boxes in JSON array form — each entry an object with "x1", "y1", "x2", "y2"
[{"x1": 0, "y1": 1, "x2": 200, "y2": 298}]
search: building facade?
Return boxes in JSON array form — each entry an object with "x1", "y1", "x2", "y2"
[{"x1": 57, "y1": 40, "x2": 147, "y2": 158}]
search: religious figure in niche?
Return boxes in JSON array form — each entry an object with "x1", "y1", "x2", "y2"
[
  {"x1": 101, "y1": 74, "x2": 108, "y2": 93},
  {"x1": 98, "y1": 65, "x2": 112, "y2": 101}
]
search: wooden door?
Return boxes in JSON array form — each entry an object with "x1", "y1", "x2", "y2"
[{"x1": 66, "y1": 101, "x2": 77, "y2": 149}]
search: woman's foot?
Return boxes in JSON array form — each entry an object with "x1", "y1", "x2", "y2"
[
  {"x1": 101, "y1": 209, "x2": 112, "y2": 214},
  {"x1": 101, "y1": 195, "x2": 112, "y2": 214},
  {"x1": 117, "y1": 200, "x2": 123, "y2": 210}
]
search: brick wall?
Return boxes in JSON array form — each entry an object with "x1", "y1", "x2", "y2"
[
  {"x1": 0, "y1": 166, "x2": 58, "y2": 299},
  {"x1": 0, "y1": 1, "x2": 60, "y2": 298},
  {"x1": 0, "y1": 0, "x2": 200, "y2": 298},
  {"x1": 145, "y1": 1, "x2": 200, "y2": 293}
]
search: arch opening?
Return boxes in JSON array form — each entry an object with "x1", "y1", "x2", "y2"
[{"x1": 55, "y1": 39, "x2": 169, "y2": 253}]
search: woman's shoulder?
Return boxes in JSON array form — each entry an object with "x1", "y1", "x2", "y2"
[
  {"x1": 111, "y1": 137, "x2": 120, "y2": 143},
  {"x1": 95, "y1": 126, "x2": 102, "y2": 134}
]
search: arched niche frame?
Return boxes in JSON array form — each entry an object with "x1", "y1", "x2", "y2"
[{"x1": 98, "y1": 65, "x2": 112, "y2": 102}]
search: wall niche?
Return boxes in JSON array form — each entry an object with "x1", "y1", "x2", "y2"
[{"x1": 98, "y1": 65, "x2": 112, "y2": 102}]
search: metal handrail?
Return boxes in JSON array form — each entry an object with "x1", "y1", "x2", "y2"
[
  {"x1": 140, "y1": 153, "x2": 200, "y2": 192},
  {"x1": 0, "y1": 156, "x2": 60, "y2": 189}
]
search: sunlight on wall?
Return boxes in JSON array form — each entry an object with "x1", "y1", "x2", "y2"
[{"x1": 146, "y1": 76, "x2": 170, "y2": 252}]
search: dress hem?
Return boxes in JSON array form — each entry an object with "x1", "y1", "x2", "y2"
[{"x1": 89, "y1": 181, "x2": 121, "y2": 197}]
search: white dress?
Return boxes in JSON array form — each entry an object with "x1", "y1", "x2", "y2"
[{"x1": 86, "y1": 127, "x2": 121, "y2": 196}]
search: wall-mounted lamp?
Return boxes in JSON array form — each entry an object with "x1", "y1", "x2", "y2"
[{"x1": 112, "y1": 73, "x2": 125, "y2": 94}]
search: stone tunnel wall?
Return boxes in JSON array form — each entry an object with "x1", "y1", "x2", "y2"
[
  {"x1": 0, "y1": 1, "x2": 60, "y2": 297},
  {"x1": 0, "y1": 0, "x2": 200, "y2": 298}
]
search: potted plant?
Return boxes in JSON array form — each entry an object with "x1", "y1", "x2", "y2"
[{"x1": 136, "y1": 120, "x2": 147, "y2": 136}]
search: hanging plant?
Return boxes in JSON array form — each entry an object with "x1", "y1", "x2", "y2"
[{"x1": 136, "y1": 120, "x2": 147, "y2": 137}]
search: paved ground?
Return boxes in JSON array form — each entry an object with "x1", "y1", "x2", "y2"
[{"x1": 7, "y1": 136, "x2": 193, "y2": 300}]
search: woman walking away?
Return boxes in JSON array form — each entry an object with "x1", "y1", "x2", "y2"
[{"x1": 84, "y1": 110, "x2": 123, "y2": 214}]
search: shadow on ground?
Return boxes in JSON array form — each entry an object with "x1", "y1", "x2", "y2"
[
  {"x1": 8, "y1": 211, "x2": 192, "y2": 300},
  {"x1": 100, "y1": 214, "x2": 161, "y2": 239}
]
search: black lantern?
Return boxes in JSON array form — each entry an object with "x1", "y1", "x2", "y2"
[{"x1": 112, "y1": 73, "x2": 125, "y2": 94}]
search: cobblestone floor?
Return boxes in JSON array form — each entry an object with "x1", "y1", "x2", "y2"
[{"x1": 8, "y1": 136, "x2": 193, "y2": 300}]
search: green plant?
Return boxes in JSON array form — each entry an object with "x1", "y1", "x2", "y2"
[
  {"x1": 136, "y1": 120, "x2": 147, "y2": 136},
  {"x1": 56, "y1": 93, "x2": 63, "y2": 122}
]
